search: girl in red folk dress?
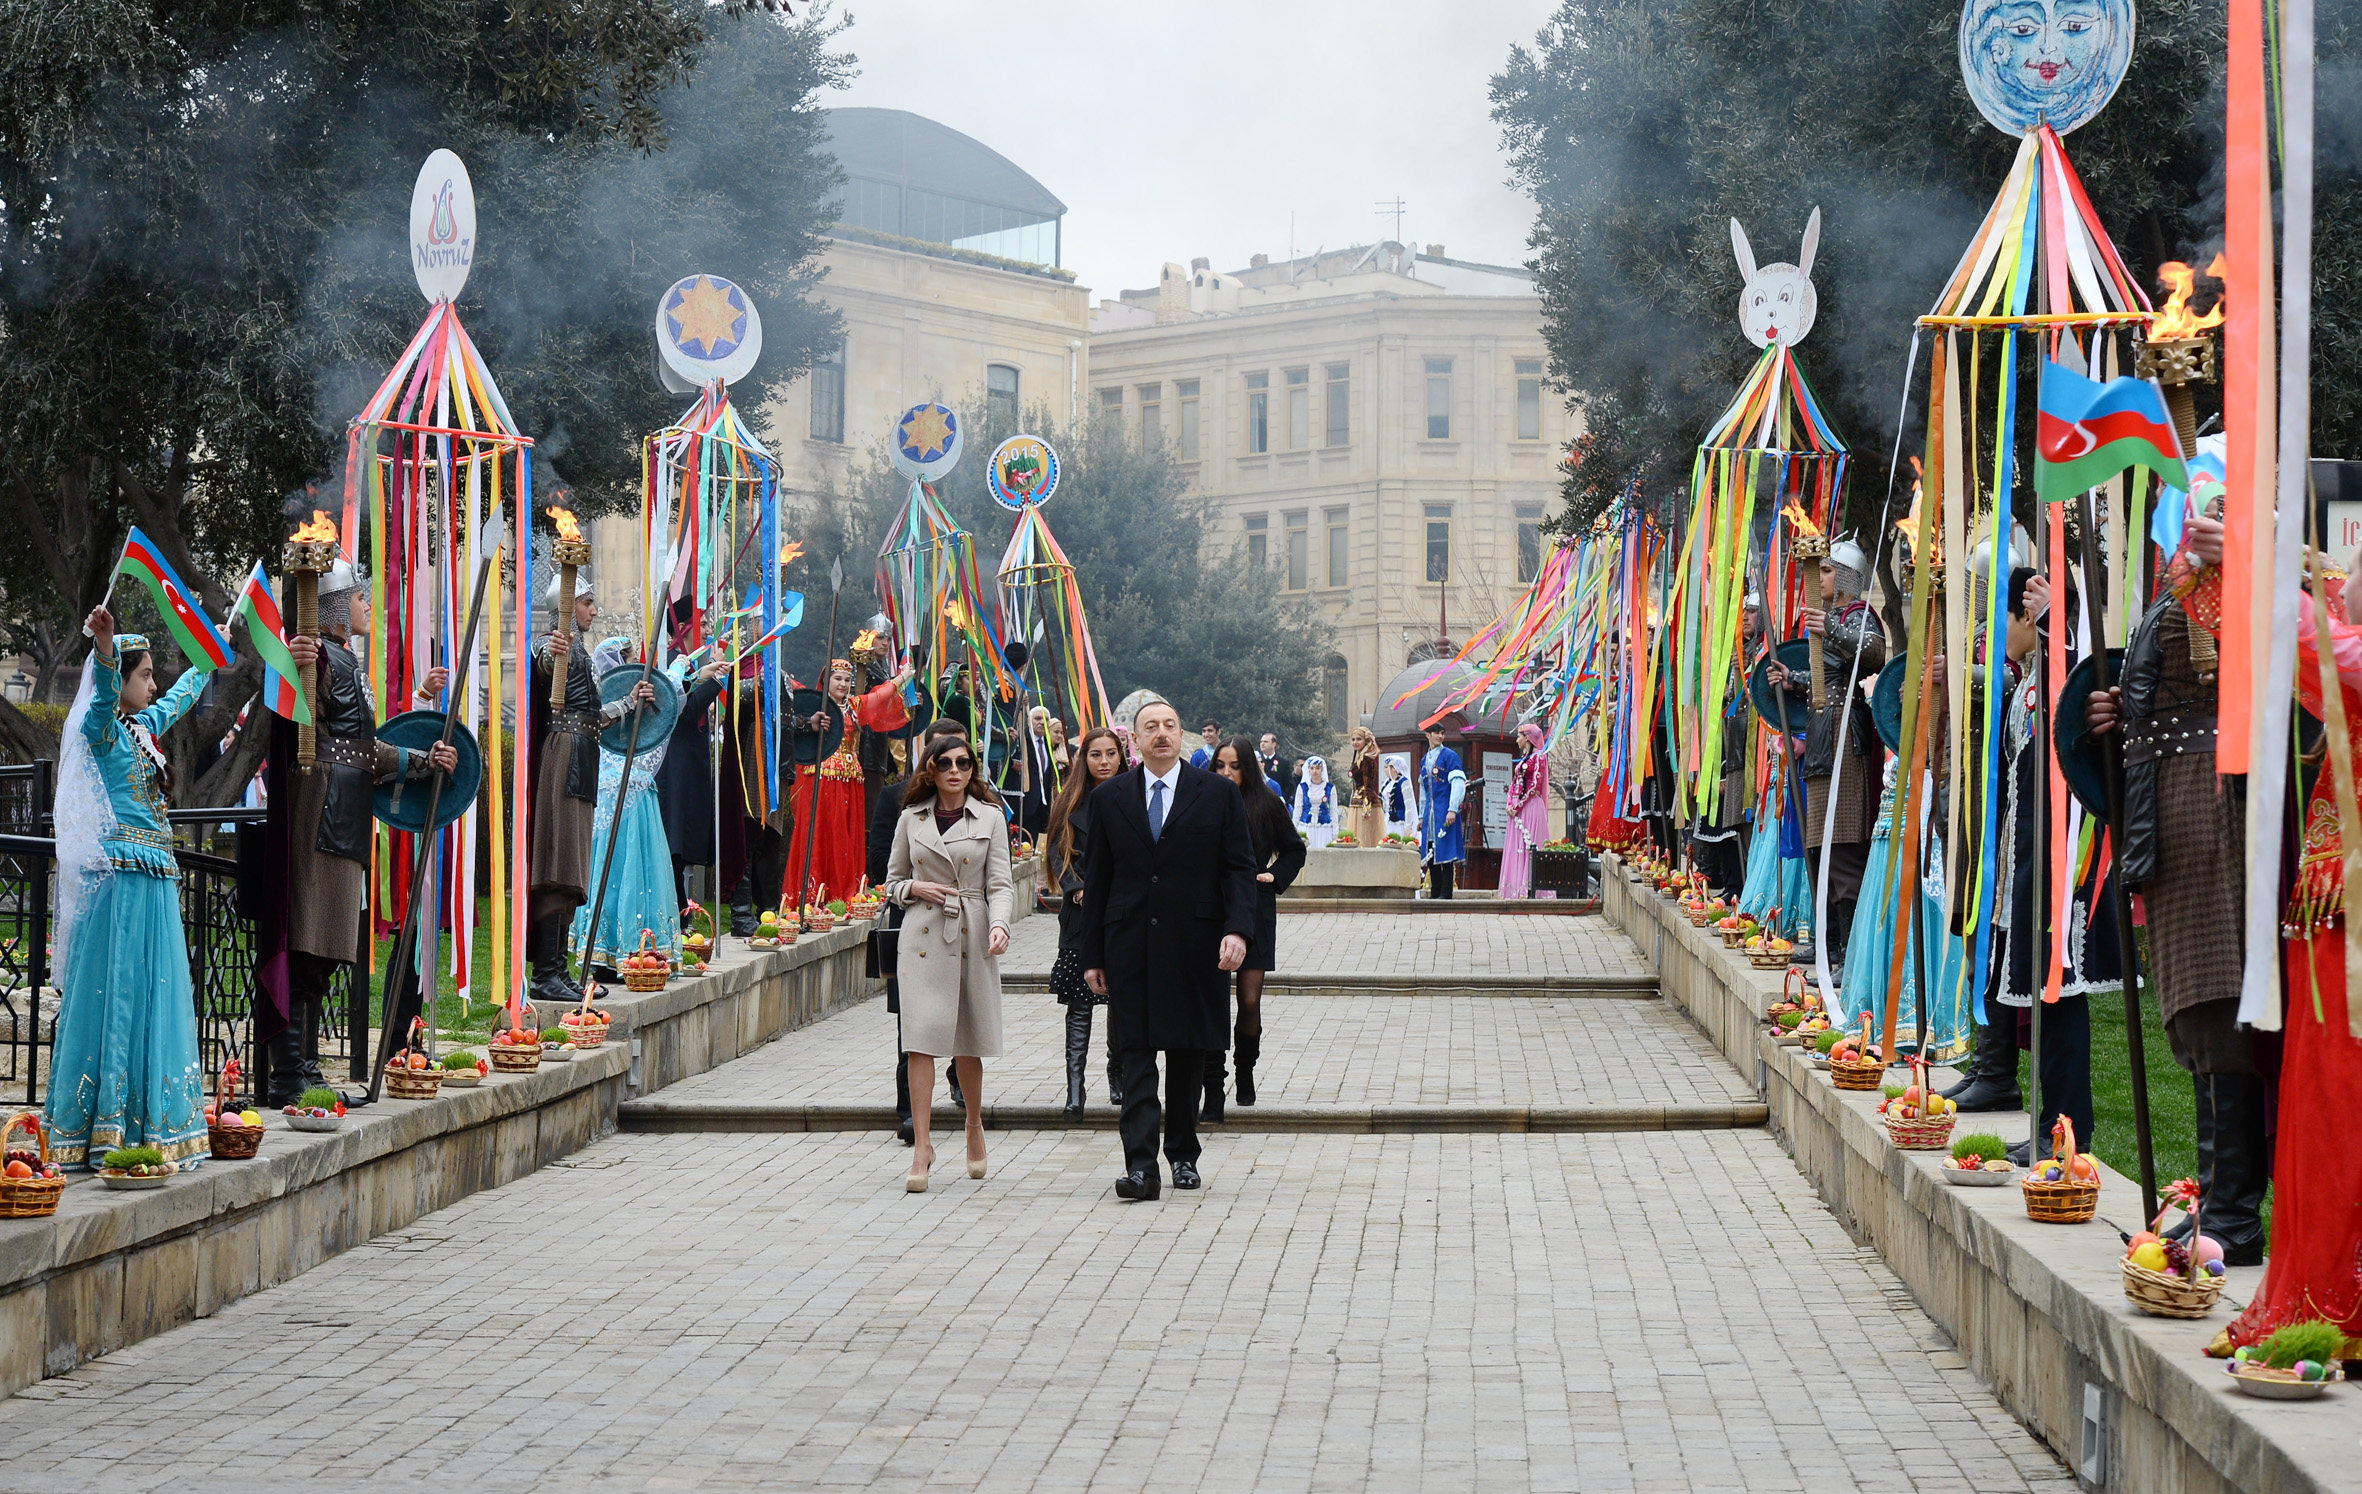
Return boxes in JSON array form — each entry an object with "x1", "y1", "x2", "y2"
[
  {"x1": 788, "y1": 658, "x2": 910, "y2": 907},
  {"x1": 2218, "y1": 562, "x2": 2362, "y2": 1357}
]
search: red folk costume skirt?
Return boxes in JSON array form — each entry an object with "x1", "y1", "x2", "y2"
[
  {"x1": 1586, "y1": 778, "x2": 1644, "y2": 852},
  {"x1": 2223, "y1": 785, "x2": 2362, "y2": 1355},
  {"x1": 787, "y1": 744, "x2": 867, "y2": 908}
]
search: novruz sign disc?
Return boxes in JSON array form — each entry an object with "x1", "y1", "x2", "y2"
[
  {"x1": 409, "y1": 149, "x2": 478, "y2": 303},
  {"x1": 1957, "y1": 0, "x2": 2135, "y2": 138},
  {"x1": 655, "y1": 273, "x2": 763, "y2": 387},
  {"x1": 986, "y1": 434, "x2": 1060, "y2": 510},
  {"x1": 888, "y1": 402, "x2": 964, "y2": 481}
]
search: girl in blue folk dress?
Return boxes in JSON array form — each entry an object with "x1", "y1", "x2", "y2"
[
  {"x1": 44, "y1": 608, "x2": 219, "y2": 1168},
  {"x1": 571, "y1": 639, "x2": 681, "y2": 973}
]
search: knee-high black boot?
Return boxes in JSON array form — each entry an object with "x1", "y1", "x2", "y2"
[
  {"x1": 1062, "y1": 1002, "x2": 1091, "y2": 1119},
  {"x1": 264, "y1": 1023, "x2": 308, "y2": 1107},
  {"x1": 1946, "y1": 1022, "x2": 2023, "y2": 1111},
  {"x1": 1200, "y1": 1043, "x2": 1226, "y2": 1123},
  {"x1": 1234, "y1": 1020, "x2": 1260, "y2": 1107},
  {"x1": 2197, "y1": 1072, "x2": 2271, "y2": 1266}
]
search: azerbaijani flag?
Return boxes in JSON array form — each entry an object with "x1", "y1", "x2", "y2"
[
  {"x1": 2035, "y1": 362, "x2": 2191, "y2": 505},
  {"x1": 118, "y1": 528, "x2": 233, "y2": 671},
  {"x1": 234, "y1": 561, "x2": 312, "y2": 725}
]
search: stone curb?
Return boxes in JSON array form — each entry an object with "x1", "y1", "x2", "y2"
[{"x1": 999, "y1": 975, "x2": 1660, "y2": 1000}]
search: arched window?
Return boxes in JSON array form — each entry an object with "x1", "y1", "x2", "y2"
[{"x1": 1323, "y1": 654, "x2": 1350, "y2": 738}]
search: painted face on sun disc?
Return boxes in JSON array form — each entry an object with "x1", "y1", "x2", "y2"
[{"x1": 1958, "y1": 0, "x2": 2134, "y2": 137}]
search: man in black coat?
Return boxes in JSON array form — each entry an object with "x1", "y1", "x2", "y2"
[
  {"x1": 869, "y1": 718, "x2": 971, "y2": 1143},
  {"x1": 658, "y1": 652, "x2": 728, "y2": 911},
  {"x1": 1081, "y1": 699, "x2": 1258, "y2": 1199}
]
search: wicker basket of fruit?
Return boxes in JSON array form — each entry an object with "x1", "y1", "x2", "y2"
[
  {"x1": 97, "y1": 1144, "x2": 177, "y2": 1190},
  {"x1": 747, "y1": 905, "x2": 795, "y2": 949},
  {"x1": 1881, "y1": 1058, "x2": 1957, "y2": 1149},
  {"x1": 2020, "y1": 1117, "x2": 2102, "y2": 1222},
  {"x1": 0, "y1": 1111, "x2": 68, "y2": 1217},
  {"x1": 621, "y1": 929, "x2": 672, "y2": 992},
  {"x1": 1745, "y1": 933, "x2": 1795, "y2": 970},
  {"x1": 802, "y1": 891, "x2": 839, "y2": 933},
  {"x1": 207, "y1": 1060, "x2": 264, "y2": 1160},
  {"x1": 560, "y1": 1007, "x2": 612, "y2": 1050},
  {"x1": 489, "y1": 1023, "x2": 542, "y2": 1073},
  {"x1": 2120, "y1": 1180, "x2": 2227, "y2": 1317},
  {"x1": 385, "y1": 1018, "x2": 446, "y2": 1099}
]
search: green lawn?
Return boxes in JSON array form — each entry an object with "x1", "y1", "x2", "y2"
[{"x1": 366, "y1": 897, "x2": 512, "y2": 1049}]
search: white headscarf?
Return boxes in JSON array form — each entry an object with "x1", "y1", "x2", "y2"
[
  {"x1": 52, "y1": 653, "x2": 116, "y2": 980},
  {"x1": 1294, "y1": 755, "x2": 1334, "y2": 824}
]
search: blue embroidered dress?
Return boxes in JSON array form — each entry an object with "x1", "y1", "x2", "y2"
[
  {"x1": 44, "y1": 654, "x2": 211, "y2": 1167},
  {"x1": 570, "y1": 740, "x2": 680, "y2": 966}
]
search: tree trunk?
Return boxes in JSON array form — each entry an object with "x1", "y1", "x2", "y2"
[{"x1": 0, "y1": 697, "x2": 58, "y2": 765}]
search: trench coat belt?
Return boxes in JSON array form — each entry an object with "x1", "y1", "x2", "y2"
[{"x1": 927, "y1": 886, "x2": 985, "y2": 945}]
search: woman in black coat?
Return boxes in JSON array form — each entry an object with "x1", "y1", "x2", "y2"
[
  {"x1": 1044, "y1": 727, "x2": 1127, "y2": 1117},
  {"x1": 1207, "y1": 735, "x2": 1306, "y2": 1116},
  {"x1": 656, "y1": 660, "x2": 728, "y2": 910}
]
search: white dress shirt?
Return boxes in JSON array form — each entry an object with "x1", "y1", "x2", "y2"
[{"x1": 1142, "y1": 761, "x2": 1182, "y2": 835}]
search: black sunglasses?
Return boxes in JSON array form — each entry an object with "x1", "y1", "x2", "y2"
[{"x1": 936, "y1": 754, "x2": 974, "y2": 771}]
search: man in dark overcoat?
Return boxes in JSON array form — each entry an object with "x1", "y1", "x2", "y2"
[{"x1": 1081, "y1": 699, "x2": 1257, "y2": 1199}]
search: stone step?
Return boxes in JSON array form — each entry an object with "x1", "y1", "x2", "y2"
[
  {"x1": 998, "y1": 973, "x2": 1659, "y2": 1000},
  {"x1": 618, "y1": 1098, "x2": 1768, "y2": 1135}
]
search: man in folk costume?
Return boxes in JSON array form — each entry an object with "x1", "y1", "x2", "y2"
[
  {"x1": 1418, "y1": 721, "x2": 1468, "y2": 898},
  {"x1": 2086, "y1": 508, "x2": 2264, "y2": 1262},
  {"x1": 1768, "y1": 533, "x2": 1885, "y2": 970},
  {"x1": 527, "y1": 566, "x2": 653, "y2": 1006},
  {"x1": 265, "y1": 561, "x2": 456, "y2": 1104}
]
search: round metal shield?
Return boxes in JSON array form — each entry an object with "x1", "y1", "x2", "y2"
[
  {"x1": 1746, "y1": 639, "x2": 1816, "y2": 730},
  {"x1": 987, "y1": 434, "x2": 1060, "y2": 510},
  {"x1": 788, "y1": 687, "x2": 844, "y2": 765},
  {"x1": 408, "y1": 149, "x2": 478, "y2": 304},
  {"x1": 1871, "y1": 656, "x2": 1910, "y2": 754},
  {"x1": 655, "y1": 273, "x2": 763, "y2": 388},
  {"x1": 598, "y1": 663, "x2": 684, "y2": 755},
  {"x1": 888, "y1": 402, "x2": 964, "y2": 481},
  {"x1": 372, "y1": 711, "x2": 485, "y2": 833},
  {"x1": 2051, "y1": 648, "x2": 2125, "y2": 821}
]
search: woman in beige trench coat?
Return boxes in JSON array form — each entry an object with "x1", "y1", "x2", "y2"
[{"x1": 885, "y1": 734, "x2": 1013, "y2": 1192}]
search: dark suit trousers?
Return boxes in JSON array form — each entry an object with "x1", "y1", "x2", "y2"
[{"x1": 1118, "y1": 1048, "x2": 1203, "y2": 1175}]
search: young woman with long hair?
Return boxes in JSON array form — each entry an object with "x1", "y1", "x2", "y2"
[
  {"x1": 1044, "y1": 726, "x2": 1125, "y2": 1117},
  {"x1": 1206, "y1": 735, "x2": 1305, "y2": 1118},
  {"x1": 884, "y1": 733, "x2": 1012, "y2": 1192}
]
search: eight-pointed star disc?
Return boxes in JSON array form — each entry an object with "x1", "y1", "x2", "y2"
[
  {"x1": 655, "y1": 273, "x2": 764, "y2": 387},
  {"x1": 889, "y1": 402, "x2": 964, "y2": 480}
]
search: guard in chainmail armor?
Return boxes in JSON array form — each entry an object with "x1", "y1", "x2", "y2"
[
  {"x1": 274, "y1": 561, "x2": 454, "y2": 1104},
  {"x1": 1770, "y1": 534, "x2": 1886, "y2": 970}
]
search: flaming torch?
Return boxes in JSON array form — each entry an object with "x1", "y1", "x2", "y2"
[
  {"x1": 282, "y1": 510, "x2": 341, "y2": 771},
  {"x1": 546, "y1": 506, "x2": 591, "y2": 709},
  {"x1": 1782, "y1": 502, "x2": 1830, "y2": 709},
  {"x1": 1891, "y1": 458, "x2": 1943, "y2": 597},
  {"x1": 2135, "y1": 257, "x2": 2224, "y2": 461},
  {"x1": 2136, "y1": 258, "x2": 2224, "y2": 677}
]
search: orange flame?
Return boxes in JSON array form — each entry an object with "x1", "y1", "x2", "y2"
[
  {"x1": 779, "y1": 540, "x2": 806, "y2": 568},
  {"x1": 1781, "y1": 501, "x2": 1822, "y2": 539},
  {"x1": 290, "y1": 509, "x2": 339, "y2": 543},
  {"x1": 2151, "y1": 255, "x2": 2226, "y2": 340},
  {"x1": 1893, "y1": 459, "x2": 1940, "y2": 568},
  {"x1": 546, "y1": 506, "x2": 584, "y2": 543},
  {"x1": 851, "y1": 627, "x2": 881, "y2": 655}
]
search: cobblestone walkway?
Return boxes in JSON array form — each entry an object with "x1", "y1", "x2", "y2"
[
  {"x1": 0, "y1": 1130, "x2": 2068, "y2": 1493},
  {"x1": 630, "y1": 992, "x2": 1755, "y2": 1114}
]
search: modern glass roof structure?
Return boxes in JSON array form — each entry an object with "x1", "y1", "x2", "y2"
[{"x1": 824, "y1": 107, "x2": 1066, "y2": 269}]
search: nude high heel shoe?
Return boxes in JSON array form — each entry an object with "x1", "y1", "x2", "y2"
[
  {"x1": 906, "y1": 1143, "x2": 933, "y2": 1193},
  {"x1": 966, "y1": 1120, "x2": 987, "y2": 1180}
]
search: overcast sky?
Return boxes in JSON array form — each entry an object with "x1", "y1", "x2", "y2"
[{"x1": 827, "y1": 0, "x2": 1559, "y2": 299}]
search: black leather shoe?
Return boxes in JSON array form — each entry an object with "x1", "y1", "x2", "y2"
[
  {"x1": 898, "y1": 1117, "x2": 914, "y2": 1147},
  {"x1": 1114, "y1": 1169, "x2": 1160, "y2": 1201},
  {"x1": 2006, "y1": 1138, "x2": 2034, "y2": 1168},
  {"x1": 1172, "y1": 1161, "x2": 1201, "y2": 1190},
  {"x1": 1950, "y1": 1075, "x2": 2024, "y2": 1113}
]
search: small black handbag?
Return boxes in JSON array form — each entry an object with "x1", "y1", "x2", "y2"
[{"x1": 866, "y1": 905, "x2": 902, "y2": 978}]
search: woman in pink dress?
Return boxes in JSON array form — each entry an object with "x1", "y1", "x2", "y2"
[{"x1": 1498, "y1": 723, "x2": 1553, "y2": 898}]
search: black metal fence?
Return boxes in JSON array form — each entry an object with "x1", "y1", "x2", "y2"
[{"x1": 0, "y1": 761, "x2": 364, "y2": 1107}]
